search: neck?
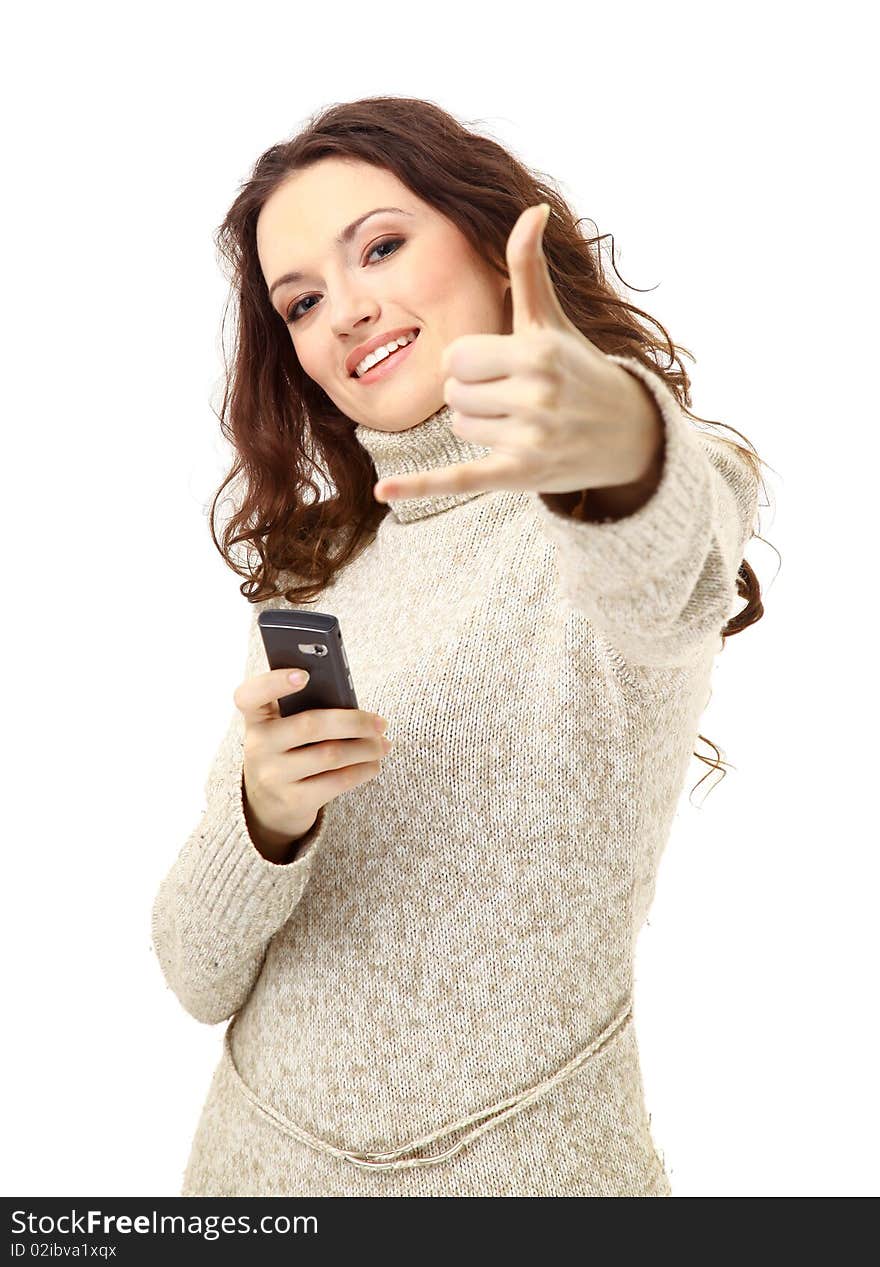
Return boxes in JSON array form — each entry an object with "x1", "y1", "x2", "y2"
[{"x1": 353, "y1": 402, "x2": 492, "y2": 523}]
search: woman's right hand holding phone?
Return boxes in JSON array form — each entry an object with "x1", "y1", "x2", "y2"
[{"x1": 235, "y1": 668, "x2": 393, "y2": 864}]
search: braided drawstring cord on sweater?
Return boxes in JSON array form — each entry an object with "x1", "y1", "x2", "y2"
[{"x1": 221, "y1": 1000, "x2": 633, "y2": 1173}]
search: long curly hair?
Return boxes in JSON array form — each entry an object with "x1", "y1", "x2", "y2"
[{"x1": 208, "y1": 95, "x2": 777, "y2": 800}]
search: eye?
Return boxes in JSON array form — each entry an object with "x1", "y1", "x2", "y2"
[
  {"x1": 367, "y1": 236, "x2": 404, "y2": 266},
  {"x1": 286, "y1": 294, "x2": 319, "y2": 323},
  {"x1": 284, "y1": 236, "x2": 406, "y2": 325}
]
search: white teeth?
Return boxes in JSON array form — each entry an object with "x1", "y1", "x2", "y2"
[{"x1": 354, "y1": 330, "x2": 418, "y2": 378}]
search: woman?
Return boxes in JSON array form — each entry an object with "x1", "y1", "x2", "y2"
[{"x1": 151, "y1": 96, "x2": 768, "y2": 1197}]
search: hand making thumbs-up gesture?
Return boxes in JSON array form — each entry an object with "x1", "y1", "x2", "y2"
[{"x1": 374, "y1": 203, "x2": 664, "y2": 505}]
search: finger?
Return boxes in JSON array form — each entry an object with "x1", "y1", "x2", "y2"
[
  {"x1": 233, "y1": 666, "x2": 312, "y2": 722},
  {"x1": 281, "y1": 731, "x2": 389, "y2": 782},
  {"x1": 440, "y1": 332, "x2": 523, "y2": 383},
  {"x1": 445, "y1": 373, "x2": 545, "y2": 419},
  {"x1": 507, "y1": 202, "x2": 567, "y2": 333},
  {"x1": 271, "y1": 707, "x2": 385, "y2": 755},
  {"x1": 374, "y1": 453, "x2": 521, "y2": 502}
]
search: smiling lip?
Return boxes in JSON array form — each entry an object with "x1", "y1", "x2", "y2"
[
  {"x1": 350, "y1": 331, "x2": 419, "y2": 385},
  {"x1": 346, "y1": 327, "x2": 420, "y2": 378}
]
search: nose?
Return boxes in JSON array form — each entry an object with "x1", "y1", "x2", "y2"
[{"x1": 328, "y1": 278, "x2": 381, "y2": 341}]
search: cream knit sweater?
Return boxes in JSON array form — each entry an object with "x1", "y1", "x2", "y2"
[{"x1": 151, "y1": 354, "x2": 759, "y2": 1197}]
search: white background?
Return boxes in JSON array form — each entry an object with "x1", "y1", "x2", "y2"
[{"x1": 3, "y1": 0, "x2": 876, "y2": 1199}]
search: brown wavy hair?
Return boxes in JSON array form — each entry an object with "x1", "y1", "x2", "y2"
[{"x1": 208, "y1": 94, "x2": 777, "y2": 800}]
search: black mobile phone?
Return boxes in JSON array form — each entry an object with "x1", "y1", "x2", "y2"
[{"x1": 258, "y1": 609, "x2": 358, "y2": 718}]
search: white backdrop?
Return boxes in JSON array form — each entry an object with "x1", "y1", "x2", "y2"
[{"x1": 3, "y1": 0, "x2": 876, "y2": 1199}]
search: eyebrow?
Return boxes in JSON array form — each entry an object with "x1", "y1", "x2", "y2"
[{"x1": 268, "y1": 206, "x2": 414, "y2": 302}]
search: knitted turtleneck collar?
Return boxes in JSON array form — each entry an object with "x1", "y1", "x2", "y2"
[{"x1": 353, "y1": 402, "x2": 493, "y2": 524}]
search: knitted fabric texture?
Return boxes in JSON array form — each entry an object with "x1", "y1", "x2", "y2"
[{"x1": 151, "y1": 354, "x2": 760, "y2": 1197}]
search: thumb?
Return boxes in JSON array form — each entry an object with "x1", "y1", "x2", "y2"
[{"x1": 506, "y1": 202, "x2": 567, "y2": 333}]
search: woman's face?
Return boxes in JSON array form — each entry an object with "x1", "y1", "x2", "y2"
[{"x1": 256, "y1": 157, "x2": 512, "y2": 433}]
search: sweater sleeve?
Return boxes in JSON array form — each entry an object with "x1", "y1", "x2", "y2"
[
  {"x1": 533, "y1": 353, "x2": 760, "y2": 671},
  {"x1": 150, "y1": 601, "x2": 332, "y2": 1025}
]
